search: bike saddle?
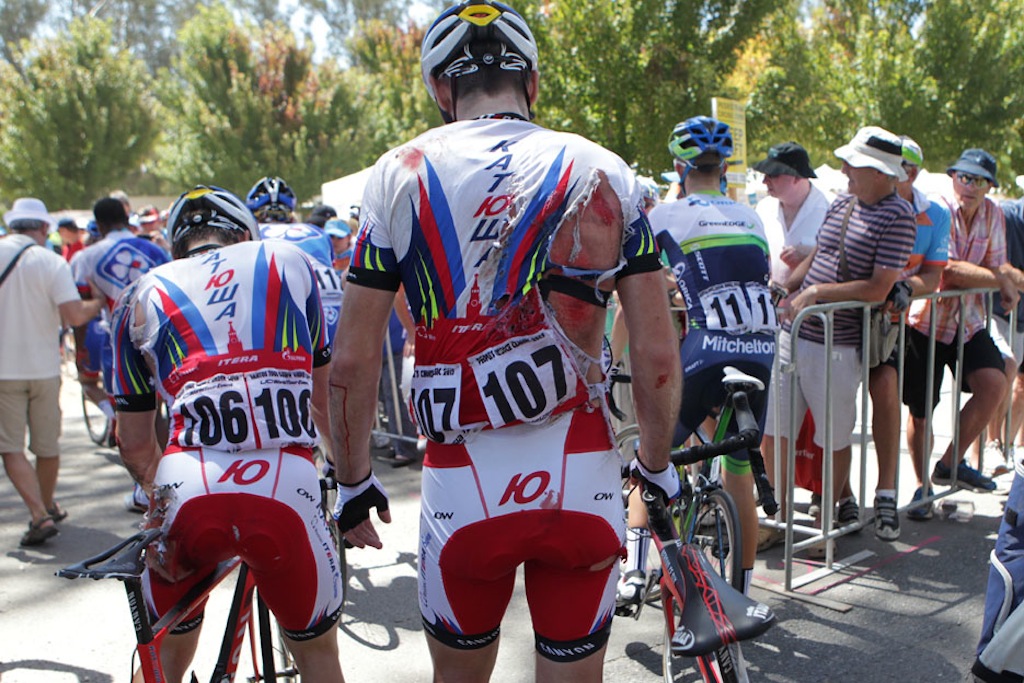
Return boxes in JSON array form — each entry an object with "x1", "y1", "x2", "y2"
[
  {"x1": 56, "y1": 527, "x2": 162, "y2": 581},
  {"x1": 721, "y1": 366, "x2": 765, "y2": 393},
  {"x1": 664, "y1": 543, "x2": 776, "y2": 657}
]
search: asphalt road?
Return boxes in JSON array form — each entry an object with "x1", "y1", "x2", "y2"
[{"x1": 0, "y1": 377, "x2": 1011, "y2": 682}]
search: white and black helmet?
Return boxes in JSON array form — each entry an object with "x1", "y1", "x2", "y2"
[
  {"x1": 168, "y1": 186, "x2": 260, "y2": 257},
  {"x1": 420, "y1": 1, "x2": 539, "y2": 103}
]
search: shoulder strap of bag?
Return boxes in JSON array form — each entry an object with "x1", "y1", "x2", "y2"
[
  {"x1": 836, "y1": 200, "x2": 857, "y2": 283},
  {"x1": 0, "y1": 243, "x2": 36, "y2": 290}
]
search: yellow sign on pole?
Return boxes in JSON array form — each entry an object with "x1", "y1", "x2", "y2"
[{"x1": 711, "y1": 97, "x2": 747, "y2": 191}]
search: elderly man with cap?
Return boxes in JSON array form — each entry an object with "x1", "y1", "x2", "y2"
[
  {"x1": 903, "y1": 149, "x2": 1020, "y2": 509},
  {"x1": 1, "y1": 198, "x2": 103, "y2": 546},
  {"x1": 754, "y1": 141, "x2": 834, "y2": 289},
  {"x1": 762, "y1": 126, "x2": 916, "y2": 556}
]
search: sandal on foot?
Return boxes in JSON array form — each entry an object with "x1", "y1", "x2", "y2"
[
  {"x1": 47, "y1": 501, "x2": 68, "y2": 523},
  {"x1": 20, "y1": 516, "x2": 59, "y2": 547}
]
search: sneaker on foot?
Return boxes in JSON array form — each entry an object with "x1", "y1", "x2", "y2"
[
  {"x1": 123, "y1": 484, "x2": 148, "y2": 513},
  {"x1": 873, "y1": 495, "x2": 900, "y2": 541},
  {"x1": 616, "y1": 570, "x2": 647, "y2": 606},
  {"x1": 835, "y1": 497, "x2": 860, "y2": 530},
  {"x1": 808, "y1": 492, "x2": 822, "y2": 520},
  {"x1": 906, "y1": 486, "x2": 934, "y2": 521},
  {"x1": 756, "y1": 526, "x2": 785, "y2": 552},
  {"x1": 931, "y1": 460, "x2": 996, "y2": 492}
]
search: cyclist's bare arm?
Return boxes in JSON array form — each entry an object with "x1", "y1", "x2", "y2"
[
  {"x1": 117, "y1": 410, "x2": 161, "y2": 492},
  {"x1": 617, "y1": 269, "x2": 681, "y2": 472},
  {"x1": 329, "y1": 282, "x2": 394, "y2": 547},
  {"x1": 311, "y1": 363, "x2": 331, "y2": 463}
]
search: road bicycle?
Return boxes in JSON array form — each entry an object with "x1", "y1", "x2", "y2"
[
  {"x1": 617, "y1": 367, "x2": 779, "y2": 682},
  {"x1": 57, "y1": 471, "x2": 343, "y2": 682}
]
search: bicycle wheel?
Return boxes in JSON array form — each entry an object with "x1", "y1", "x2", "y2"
[
  {"x1": 689, "y1": 488, "x2": 743, "y2": 591},
  {"x1": 81, "y1": 388, "x2": 111, "y2": 446}
]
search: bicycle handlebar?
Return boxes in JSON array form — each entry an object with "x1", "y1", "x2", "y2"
[{"x1": 56, "y1": 527, "x2": 163, "y2": 581}]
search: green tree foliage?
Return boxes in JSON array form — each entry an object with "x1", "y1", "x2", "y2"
[
  {"x1": 0, "y1": 0, "x2": 48, "y2": 75},
  {"x1": 345, "y1": 19, "x2": 443, "y2": 166},
  {"x1": 522, "y1": 0, "x2": 781, "y2": 176},
  {"x1": 745, "y1": 0, "x2": 1024, "y2": 186},
  {"x1": 0, "y1": 17, "x2": 157, "y2": 208},
  {"x1": 155, "y1": 4, "x2": 363, "y2": 203}
]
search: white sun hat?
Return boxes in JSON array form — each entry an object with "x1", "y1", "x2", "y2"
[
  {"x1": 834, "y1": 126, "x2": 908, "y2": 182},
  {"x1": 4, "y1": 197, "x2": 56, "y2": 231}
]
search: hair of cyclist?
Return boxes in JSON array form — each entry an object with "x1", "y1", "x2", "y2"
[{"x1": 93, "y1": 196, "x2": 130, "y2": 235}]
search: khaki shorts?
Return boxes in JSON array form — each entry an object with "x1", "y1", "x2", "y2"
[{"x1": 0, "y1": 377, "x2": 62, "y2": 457}]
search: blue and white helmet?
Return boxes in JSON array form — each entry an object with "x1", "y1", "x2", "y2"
[
  {"x1": 668, "y1": 116, "x2": 734, "y2": 162},
  {"x1": 245, "y1": 176, "x2": 297, "y2": 223},
  {"x1": 421, "y1": 1, "x2": 539, "y2": 103},
  {"x1": 258, "y1": 222, "x2": 334, "y2": 270}
]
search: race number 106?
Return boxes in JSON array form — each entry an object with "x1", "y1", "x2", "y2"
[{"x1": 177, "y1": 387, "x2": 315, "y2": 448}]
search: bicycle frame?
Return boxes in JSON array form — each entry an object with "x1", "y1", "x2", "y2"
[{"x1": 58, "y1": 529, "x2": 283, "y2": 683}]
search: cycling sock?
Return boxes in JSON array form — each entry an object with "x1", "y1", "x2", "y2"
[
  {"x1": 742, "y1": 568, "x2": 753, "y2": 595},
  {"x1": 624, "y1": 527, "x2": 651, "y2": 574},
  {"x1": 876, "y1": 489, "x2": 896, "y2": 501}
]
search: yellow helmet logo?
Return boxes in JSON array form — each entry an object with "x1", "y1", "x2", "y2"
[
  {"x1": 183, "y1": 187, "x2": 213, "y2": 200},
  {"x1": 459, "y1": 4, "x2": 501, "y2": 27}
]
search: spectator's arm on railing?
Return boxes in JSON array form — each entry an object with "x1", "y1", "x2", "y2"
[
  {"x1": 786, "y1": 264, "x2": 901, "y2": 320},
  {"x1": 943, "y1": 260, "x2": 1021, "y2": 309},
  {"x1": 907, "y1": 262, "x2": 944, "y2": 297}
]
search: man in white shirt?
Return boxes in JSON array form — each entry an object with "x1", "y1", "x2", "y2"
[
  {"x1": 753, "y1": 142, "x2": 833, "y2": 289},
  {"x1": 0, "y1": 198, "x2": 102, "y2": 547}
]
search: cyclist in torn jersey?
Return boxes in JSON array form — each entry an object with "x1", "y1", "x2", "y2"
[
  {"x1": 111, "y1": 186, "x2": 344, "y2": 683},
  {"x1": 328, "y1": 2, "x2": 681, "y2": 681}
]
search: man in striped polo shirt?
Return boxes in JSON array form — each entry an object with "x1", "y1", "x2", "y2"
[
  {"x1": 903, "y1": 148, "x2": 1020, "y2": 502},
  {"x1": 765, "y1": 126, "x2": 916, "y2": 555}
]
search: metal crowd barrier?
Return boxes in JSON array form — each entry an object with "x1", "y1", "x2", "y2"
[{"x1": 764, "y1": 287, "x2": 1017, "y2": 593}]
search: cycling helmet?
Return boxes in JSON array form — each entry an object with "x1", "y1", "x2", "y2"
[
  {"x1": 421, "y1": 1, "x2": 538, "y2": 105},
  {"x1": 259, "y1": 222, "x2": 333, "y2": 270},
  {"x1": 636, "y1": 175, "x2": 661, "y2": 208},
  {"x1": 168, "y1": 186, "x2": 260, "y2": 257},
  {"x1": 245, "y1": 176, "x2": 297, "y2": 223},
  {"x1": 668, "y1": 116, "x2": 734, "y2": 163}
]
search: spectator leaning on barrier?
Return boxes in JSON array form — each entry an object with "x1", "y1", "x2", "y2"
[
  {"x1": 976, "y1": 195, "x2": 1024, "y2": 475},
  {"x1": 851, "y1": 136, "x2": 949, "y2": 538},
  {"x1": 754, "y1": 141, "x2": 834, "y2": 289},
  {"x1": 764, "y1": 126, "x2": 915, "y2": 556},
  {"x1": 0, "y1": 198, "x2": 103, "y2": 547},
  {"x1": 903, "y1": 148, "x2": 1020, "y2": 509}
]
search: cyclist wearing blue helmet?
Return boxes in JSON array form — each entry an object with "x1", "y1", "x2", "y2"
[
  {"x1": 329, "y1": 2, "x2": 681, "y2": 680},
  {"x1": 246, "y1": 176, "x2": 297, "y2": 224},
  {"x1": 619, "y1": 117, "x2": 773, "y2": 628}
]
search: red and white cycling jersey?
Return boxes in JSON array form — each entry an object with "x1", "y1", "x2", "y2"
[
  {"x1": 351, "y1": 117, "x2": 661, "y2": 443},
  {"x1": 110, "y1": 240, "x2": 330, "y2": 452}
]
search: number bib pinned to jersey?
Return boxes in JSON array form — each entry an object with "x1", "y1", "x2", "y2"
[
  {"x1": 698, "y1": 282, "x2": 777, "y2": 334},
  {"x1": 173, "y1": 369, "x2": 316, "y2": 452},
  {"x1": 468, "y1": 331, "x2": 576, "y2": 430}
]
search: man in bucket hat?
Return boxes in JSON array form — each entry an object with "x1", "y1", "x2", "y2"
[
  {"x1": 763, "y1": 126, "x2": 916, "y2": 557},
  {"x1": 903, "y1": 147, "x2": 1021, "y2": 500},
  {"x1": 1, "y1": 198, "x2": 103, "y2": 547}
]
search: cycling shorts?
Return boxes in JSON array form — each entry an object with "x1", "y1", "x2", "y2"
[
  {"x1": 419, "y1": 407, "x2": 624, "y2": 662},
  {"x1": 142, "y1": 446, "x2": 343, "y2": 640}
]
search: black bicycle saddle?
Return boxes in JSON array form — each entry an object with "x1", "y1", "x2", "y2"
[{"x1": 665, "y1": 543, "x2": 776, "y2": 657}]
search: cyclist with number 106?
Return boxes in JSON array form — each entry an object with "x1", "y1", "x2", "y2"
[
  {"x1": 329, "y1": 2, "x2": 681, "y2": 681},
  {"x1": 619, "y1": 117, "x2": 777, "y2": 629},
  {"x1": 110, "y1": 186, "x2": 345, "y2": 682}
]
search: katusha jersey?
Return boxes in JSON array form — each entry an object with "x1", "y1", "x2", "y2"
[
  {"x1": 259, "y1": 222, "x2": 344, "y2": 343},
  {"x1": 650, "y1": 192, "x2": 776, "y2": 337},
  {"x1": 70, "y1": 229, "x2": 170, "y2": 313},
  {"x1": 110, "y1": 240, "x2": 330, "y2": 453},
  {"x1": 351, "y1": 118, "x2": 661, "y2": 442}
]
